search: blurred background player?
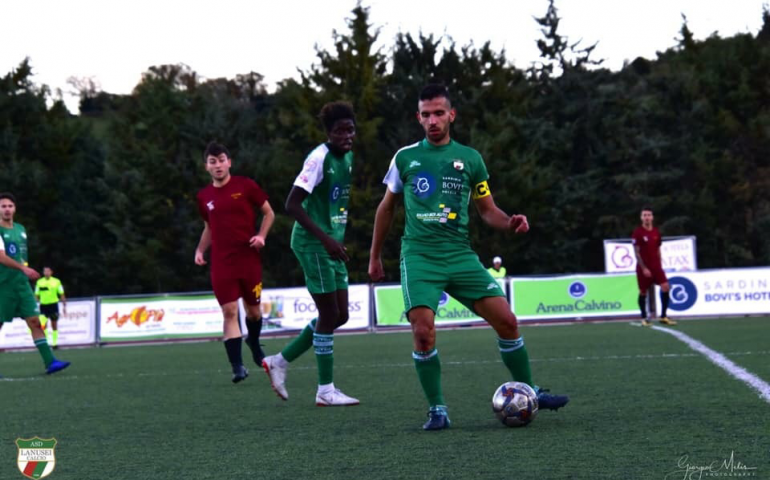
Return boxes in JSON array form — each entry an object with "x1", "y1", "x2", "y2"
[
  {"x1": 632, "y1": 207, "x2": 676, "y2": 326},
  {"x1": 0, "y1": 193, "x2": 70, "y2": 374},
  {"x1": 487, "y1": 256, "x2": 506, "y2": 278},
  {"x1": 262, "y1": 101, "x2": 359, "y2": 406},
  {"x1": 35, "y1": 266, "x2": 67, "y2": 349},
  {"x1": 195, "y1": 143, "x2": 275, "y2": 383},
  {"x1": 368, "y1": 85, "x2": 568, "y2": 430}
]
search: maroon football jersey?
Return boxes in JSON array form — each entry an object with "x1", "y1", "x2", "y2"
[
  {"x1": 197, "y1": 176, "x2": 268, "y2": 275},
  {"x1": 631, "y1": 226, "x2": 662, "y2": 270}
]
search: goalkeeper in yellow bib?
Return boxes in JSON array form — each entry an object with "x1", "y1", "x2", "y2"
[
  {"x1": 36, "y1": 267, "x2": 67, "y2": 348},
  {"x1": 0, "y1": 193, "x2": 70, "y2": 375},
  {"x1": 368, "y1": 85, "x2": 568, "y2": 430}
]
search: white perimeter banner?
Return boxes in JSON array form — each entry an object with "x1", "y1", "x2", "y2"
[
  {"x1": 99, "y1": 294, "x2": 223, "y2": 342},
  {"x1": 0, "y1": 299, "x2": 96, "y2": 349},
  {"x1": 655, "y1": 268, "x2": 770, "y2": 317},
  {"x1": 239, "y1": 284, "x2": 370, "y2": 332},
  {"x1": 604, "y1": 237, "x2": 697, "y2": 273}
]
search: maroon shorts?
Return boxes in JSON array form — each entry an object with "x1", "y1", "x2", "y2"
[
  {"x1": 636, "y1": 266, "x2": 668, "y2": 292},
  {"x1": 211, "y1": 266, "x2": 263, "y2": 306}
]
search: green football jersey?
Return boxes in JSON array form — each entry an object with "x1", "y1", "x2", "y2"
[
  {"x1": 0, "y1": 222, "x2": 29, "y2": 284},
  {"x1": 383, "y1": 139, "x2": 491, "y2": 255},
  {"x1": 290, "y1": 143, "x2": 353, "y2": 253}
]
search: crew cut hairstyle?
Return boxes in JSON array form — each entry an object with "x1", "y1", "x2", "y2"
[
  {"x1": 319, "y1": 101, "x2": 355, "y2": 132},
  {"x1": 0, "y1": 192, "x2": 17, "y2": 204},
  {"x1": 203, "y1": 142, "x2": 231, "y2": 161},
  {"x1": 419, "y1": 84, "x2": 451, "y2": 105},
  {"x1": 641, "y1": 206, "x2": 654, "y2": 213}
]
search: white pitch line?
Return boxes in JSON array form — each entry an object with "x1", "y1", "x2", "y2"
[
  {"x1": 652, "y1": 325, "x2": 770, "y2": 404},
  {"x1": 2, "y1": 350, "x2": 769, "y2": 382}
]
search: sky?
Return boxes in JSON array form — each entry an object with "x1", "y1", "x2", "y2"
[{"x1": 1, "y1": 0, "x2": 766, "y2": 112}]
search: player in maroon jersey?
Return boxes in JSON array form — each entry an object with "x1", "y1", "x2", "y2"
[
  {"x1": 195, "y1": 142, "x2": 276, "y2": 382},
  {"x1": 631, "y1": 207, "x2": 676, "y2": 326}
]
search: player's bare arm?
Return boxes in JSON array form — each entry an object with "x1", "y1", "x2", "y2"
[
  {"x1": 250, "y1": 201, "x2": 275, "y2": 250},
  {"x1": 368, "y1": 189, "x2": 402, "y2": 281},
  {"x1": 0, "y1": 251, "x2": 40, "y2": 280},
  {"x1": 195, "y1": 221, "x2": 211, "y2": 265},
  {"x1": 285, "y1": 186, "x2": 349, "y2": 261},
  {"x1": 634, "y1": 245, "x2": 651, "y2": 277},
  {"x1": 473, "y1": 194, "x2": 529, "y2": 233}
]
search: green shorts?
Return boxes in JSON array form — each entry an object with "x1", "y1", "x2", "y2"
[
  {"x1": 293, "y1": 250, "x2": 349, "y2": 295},
  {"x1": 399, "y1": 250, "x2": 505, "y2": 314},
  {"x1": 0, "y1": 278, "x2": 40, "y2": 323}
]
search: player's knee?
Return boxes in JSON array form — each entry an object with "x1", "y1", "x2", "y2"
[
  {"x1": 336, "y1": 309, "x2": 349, "y2": 328},
  {"x1": 410, "y1": 318, "x2": 435, "y2": 347},
  {"x1": 221, "y1": 304, "x2": 238, "y2": 321},
  {"x1": 495, "y1": 312, "x2": 520, "y2": 338},
  {"x1": 27, "y1": 317, "x2": 42, "y2": 331},
  {"x1": 661, "y1": 283, "x2": 670, "y2": 293}
]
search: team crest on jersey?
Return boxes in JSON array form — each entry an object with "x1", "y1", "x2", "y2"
[
  {"x1": 206, "y1": 201, "x2": 215, "y2": 211},
  {"x1": 16, "y1": 437, "x2": 57, "y2": 479},
  {"x1": 453, "y1": 160, "x2": 464, "y2": 171}
]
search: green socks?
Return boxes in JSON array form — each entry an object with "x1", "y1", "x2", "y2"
[
  {"x1": 34, "y1": 338, "x2": 55, "y2": 367},
  {"x1": 281, "y1": 318, "x2": 316, "y2": 362},
  {"x1": 313, "y1": 332, "x2": 334, "y2": 385},
  {"x1": 498, "y1": 337, "x2": 533, "y2": 387},
  {"x1": 413, "y1": 349, "x2": 445, "y2": 407}
]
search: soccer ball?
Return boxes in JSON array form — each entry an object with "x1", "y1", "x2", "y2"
[{"x1": 492, "y1": 381, "x2": 538, "y2": 427}]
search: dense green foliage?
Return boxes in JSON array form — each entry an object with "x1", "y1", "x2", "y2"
[{"x1": 2, "y1": 4, "x2": 769, "y2": 296}]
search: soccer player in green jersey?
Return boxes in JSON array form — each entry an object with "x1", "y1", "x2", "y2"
[
  {"x1": 262, "y1": 101, "x2": 359, "y2": 406},
  {"x1": 368, "y1": 85, "x2": 568, "y2": 430},
  {"x1": 0, "y1": 193, "x2": 70, "y2": 374},
  {"x1": 36, "y1": 267, "x2": 67, "y2": 348}
]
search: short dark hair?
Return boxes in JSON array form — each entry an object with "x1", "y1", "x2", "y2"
[
  {"x1": 203, "y1": 142, "x2": 231, "y2": 160},
  {"x1": 419, "y1": 84, "x2": 451, "y2": 105},
  {"x1": 319, "y1": 101, "x2": 355, "y2": 132},
  {"x1": 0, "y1": 192, "x2": 16, "y2": 204},
  {"x1": 641, "y1": 206, "x2": 654, "y2": 213}
]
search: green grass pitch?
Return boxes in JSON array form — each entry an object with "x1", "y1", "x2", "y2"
[{"x1": 1, "y1": 317, "x2": 768, "y2": 479}]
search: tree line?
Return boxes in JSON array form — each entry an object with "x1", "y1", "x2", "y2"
[{"x1": 1, "y1": 3, "x2": 768, "y2": 297}]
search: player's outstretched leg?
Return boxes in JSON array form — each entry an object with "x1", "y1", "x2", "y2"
[
  {"x1": 477, "y1": 297, "x2": 569, "y2": 412},
  {"x1": 262, "y1": 317, "x2": 318, "y2": 400}
]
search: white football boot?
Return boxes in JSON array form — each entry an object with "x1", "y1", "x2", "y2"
[
  {"x1": 262, "y1": 354, "x2": 289, "y2": 400},
  {"x1": 315, "y1": 384, "x2": 360, "y2": 406}
]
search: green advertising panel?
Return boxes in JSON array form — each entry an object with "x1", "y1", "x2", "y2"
[
  {"x1": 510, "y1": 274, "x2": 639, "y2": 320},
  {"x1": 374, "y1": 282, "x2": 503, "y2": 326}
]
